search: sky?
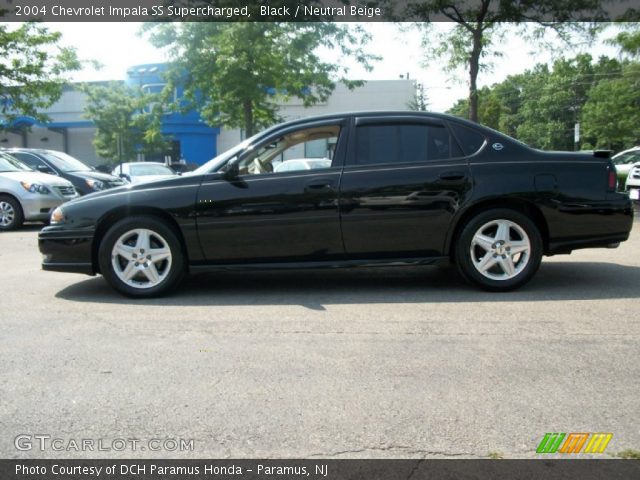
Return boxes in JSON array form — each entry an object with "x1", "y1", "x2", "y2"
[{"x1": 44, "y1": 22, "x2": 622, "y2": 112}]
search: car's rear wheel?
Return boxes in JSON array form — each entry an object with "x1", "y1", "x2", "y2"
[
  {"x1": 98, "y1": 216, "x2": 185, "y2": 297},
  {"x1": 455, "y1": 208, "x2": 542, "y2": 291},
  {"x1": 0, "y1": 195, "x2": 24, "y2": 231}
]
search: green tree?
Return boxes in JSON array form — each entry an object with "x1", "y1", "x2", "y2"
[
  {"x1": 144, "y1": 22, "x2": 376, "y2": 136},
  {"x1": 580, "y1": 65, "x2": 640, "y2": 150},
  {"x1": 80, "y1": 82, "x2": 168, "y2": 163},
  {"x1": 0, "y1": 23, "x2": 80, "y2": 128},
  {"x1": 446, "y1": 52, "x2": 631, "y2": 150},
  {"x1": 515, "y1": 54, "x2": 619, "y2": 150},
  {"x1": 407, "y1": 0, "x2": 603, "y2": 122},
  {"x1": 407, "y1": 82, "x2": 429, "y2": 111},
  {"x1": 581, "y1": 27, "x2": 640, "y2": 150}
]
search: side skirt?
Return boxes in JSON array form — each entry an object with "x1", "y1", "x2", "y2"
[{"x1": 189, "y1": 256, "x2": 450, "y2": 273}]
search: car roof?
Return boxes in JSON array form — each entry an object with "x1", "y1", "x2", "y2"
[
  {"x1": 613, "y1": 146, "x2": 640, "y2": 157},
  {"x1": 4, "y1": 148, "x2": 61, "y2": 155},
  {"x1": 272, "y1": 111, "x2": 476, "y2": 128},
  {"x1": 119, "y1": 162, "x2": 167, "y2": 166},
  {"x1": 261, "y1": 110, "x2": 526, "y2": 149}
]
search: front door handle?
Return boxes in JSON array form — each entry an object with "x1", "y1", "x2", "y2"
[
  {"x1": 304, "y1": 180, "x2": 334, "y2": 192},
  {"x1": 439, "y1": 171, "x2": 466, "y2": 181}
]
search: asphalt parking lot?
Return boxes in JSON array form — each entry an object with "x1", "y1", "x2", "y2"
[{"x1": 1, "y1": 215, "x2": 639, "y2": 459}]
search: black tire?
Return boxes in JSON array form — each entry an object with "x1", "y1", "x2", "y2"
[
  {"x1": 98, "y1": 216, "x2": 185, "y2": 297},
  {"x1": 0, "y1": 195, "x2": 24, "y2": 231},
  {"x1": 454, "y1": 208, "x2": 542, "y2": 291}
]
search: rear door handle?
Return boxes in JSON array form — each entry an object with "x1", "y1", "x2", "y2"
[{"x1": 439, "y1": 171, "x2": 466, "y2": 181}]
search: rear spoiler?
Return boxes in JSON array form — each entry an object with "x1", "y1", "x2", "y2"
[{"x1": 593, "y1": 150, "x2": 612, "y2": 158}]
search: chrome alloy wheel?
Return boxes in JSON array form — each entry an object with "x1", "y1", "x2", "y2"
[
  {"x1": 0, "y1": 201, "x2": 15, "y2": 227},
  {"x1": 111, "y1": 228, "x2": 172, "y2": 289},
  {"x1": 469, "y1": 219, "x2": 531, "y2": 281}
]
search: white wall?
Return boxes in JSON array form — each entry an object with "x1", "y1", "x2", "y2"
[
  {"x1": 0, "y1": 131, "x2": 24, "y2": 147},
  {"x1": 25, "y1": 127, "x2": 64, "y2": 151},
  {"x1": 67, "y1": 128, "x2": 104, "y2": 166}
]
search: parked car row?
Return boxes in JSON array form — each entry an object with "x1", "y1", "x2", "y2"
[
  {"x1": 6, "y1": 149, "x2": 126, "y2": 195},
  {"x1": 0, "y1": 147, "x2": 178, "y2": 231},
  {"x1": 0, "y1": 152, "x2": 79, "y2": 231}
]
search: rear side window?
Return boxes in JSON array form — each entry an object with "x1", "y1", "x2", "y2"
[
  {"x1": 354, "y1": 123, "x2": 462, "y2": 165},
  {"x1": 448, "y1": 122, "x2": 486, "y2": 156}
]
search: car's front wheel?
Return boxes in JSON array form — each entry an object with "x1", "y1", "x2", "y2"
[
  {"x1": 455, "y1": 208, "x2": 542, "y2": 291},
  {"x1": 98, "y1": 216, "x2": 185, "y2": 297},
  {"x1": 0, "y1": 195, "x2": 24, "y2": 231}
]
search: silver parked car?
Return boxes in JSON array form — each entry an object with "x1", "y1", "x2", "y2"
[{"x1": 0, "y1": 152, "x2": 78, "y2": 231}]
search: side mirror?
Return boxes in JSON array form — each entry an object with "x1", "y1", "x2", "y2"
[
  {"x1": 224, "y1": 159, "x2": 240, "y2": 179},
  {"x1": 37, "y1": 165, "x2": 55, "y2": 175},
  {"x1": 119, "y1": 173, "x2": 131, "y2": 182}
]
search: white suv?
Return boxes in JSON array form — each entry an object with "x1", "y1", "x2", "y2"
[
  {"x1": 0, "y1": 152, "x2": 78, "y2": 230},
  {"x1": 626, "y1": 162, "x2": 640, "y2": 201}
]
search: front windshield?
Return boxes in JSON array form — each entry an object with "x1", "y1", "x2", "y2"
[
  {"x1": 130, "y1": 164, "x2": 175, "y2": 176},
  {"x1": 42, "y1": 151, "x2": 92, "y2": 172},
  {"x1": 192, "y1": 133, "x2": 262, "y2": 175},
  {"x1": 0, "y1": 153, "x2": 32, "y2": 172}
]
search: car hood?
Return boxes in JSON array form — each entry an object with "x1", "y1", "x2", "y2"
[
  {"x1": 66, "y1": 173, "x2": 209, "y2": 204},
  {"x1": 67, "y1": 170, "x2": 123, "y2": 183},
  {"x1": 0, "y1": 170, "x2": 74, "y2": 187},
  {"x1": 130, "y1": 174, "x2": 177, "y2": 184}
]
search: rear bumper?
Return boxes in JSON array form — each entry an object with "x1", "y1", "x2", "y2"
[
  {"x1": 39, "y1": 227, "x2": 96, "y2": 275},
  {"x1": 546, "y1": 195, "x2": 634, "y2": 254}
]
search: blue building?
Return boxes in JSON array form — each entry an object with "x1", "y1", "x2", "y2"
[{"x1": 124, "y1": 63, "x2": 219, "y2": 165}]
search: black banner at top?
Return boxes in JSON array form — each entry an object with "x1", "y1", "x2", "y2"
[{"x1": 0, "y1": 0, "x2": 638, "y2": 22}]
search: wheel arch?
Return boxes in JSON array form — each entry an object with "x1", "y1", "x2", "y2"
[
  {"x1": 0, "y1": 192, "x2": 25, "y2": 226},
  {"x1": 0, "y1": 192, "x2": 24, "y2": 213},
  {"x1": 92, "y1": 206, "x2": 189, "y2": 274},
  {"x1": 446, "y1": 198, "x2": 550, "y2": 262}
]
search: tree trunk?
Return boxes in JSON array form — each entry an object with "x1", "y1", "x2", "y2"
[
  {"x1": 243, "y1": 100, "x2": 254, "y2": 138},
  {"x1": 468, "y1": 28, "x2": 483, "y2": 123}
]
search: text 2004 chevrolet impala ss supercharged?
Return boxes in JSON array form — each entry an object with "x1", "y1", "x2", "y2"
[{"x1": 39, "y1": 112, "x2": 633, "y2": 297}]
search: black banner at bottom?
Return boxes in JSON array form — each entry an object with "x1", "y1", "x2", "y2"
[{"x1": 2, "y1": 459, "x2": 640, "y2": 480}]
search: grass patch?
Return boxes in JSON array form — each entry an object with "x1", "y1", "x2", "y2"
[{"x1": 616, "y1": 449, "x2": 640, "y2": 459}]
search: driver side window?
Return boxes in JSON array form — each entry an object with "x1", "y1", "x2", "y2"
[{"x1": 238, "y1": 125, "x2": 340, "y2": 176}]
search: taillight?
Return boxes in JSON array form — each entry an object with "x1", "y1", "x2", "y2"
[{"x1": 608, "y1": 169, "x2": 617, "y2": 191}]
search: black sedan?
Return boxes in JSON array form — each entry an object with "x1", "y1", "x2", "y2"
[
  {"x1": 39, "y1": 112, "x2": 634, "y2": 297},
  {"x1": 6, "y1": 148, "x2": 125, "y2": 195}
]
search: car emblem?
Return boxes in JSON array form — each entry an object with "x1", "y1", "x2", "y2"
[{"x1": 492, "y1": 143, "x2": 504, "y2": 151}]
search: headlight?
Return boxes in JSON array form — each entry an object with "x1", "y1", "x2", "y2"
[
  {"x1": 86, "y1": 179, "x2": 106, "y2": 191},
  {"x1": 20, "y1": 181, "x2": 50, "y2": 195},
  {"x1": 50, "y1": 207, "x2": 65, "y2": 224}
]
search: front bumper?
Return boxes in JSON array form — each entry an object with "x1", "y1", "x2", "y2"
[
  {"x1": 39, "y1": 226, "x2": 96, "y2": 275},
  {"x1": 21, "y1": 193, "x2": 74, "y2": 221}
]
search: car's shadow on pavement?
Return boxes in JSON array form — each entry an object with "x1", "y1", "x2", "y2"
[{"x1": 55, "y1": 261, "x2": 640, "y2": 308}]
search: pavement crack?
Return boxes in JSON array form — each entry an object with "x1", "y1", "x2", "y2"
[{"x1": 306, "y1": 445, "x2": 484, "y2": 458}]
